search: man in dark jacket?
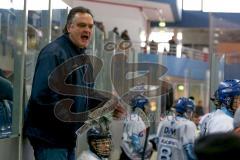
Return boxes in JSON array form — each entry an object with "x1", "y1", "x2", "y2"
[{"x1": 24, "y1": 6, "x2": 125, "y2": 160}]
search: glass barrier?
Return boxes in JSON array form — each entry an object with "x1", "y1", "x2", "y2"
[
  {"x1": 2, "y1": 0, "x2": 235, "y2": 157},
  {"x1": 51, "y1": 9, "x2": 68, "y2": 41},
  {"x1": 209, "y1": 13, "x2": 240, "y2": 110},
  {"x1": 91, "y1": 27, "x2": 112, "y2": 92},
  {"x1": 1, "y1": 0, "x2": 234, "y2": 159},
  {"x1": 51, "y1": 0, "x2": 69, "y2": 41},
  {"x1": 25, "y1": 8, "x2": 49, "y2": 99},
  {"x1": 0, "y1": 0, "x2": 25, "y2": 139},
  {"x1": 92, "y1": 34, "x2": 212, "y2": 158}
]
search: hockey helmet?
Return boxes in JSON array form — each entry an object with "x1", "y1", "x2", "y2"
[
  {"x1": 87, "y1": 127, "x2": 112, "y2": 158},
  {"x1": 213, "y1": 79, "x2": 240, "y2": 109},
  {"x1": 130, "y1": 94, "x2": 149, "y2": 111},
  {"x1": 175, "y1": 97, "x2": 195, "y2": 114}
]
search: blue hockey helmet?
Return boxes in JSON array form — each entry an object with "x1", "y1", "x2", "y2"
[
  {"x1": 214, "y1": 79, "x2": 240, "y2": 109},
  {"x1": 175, "y1": 97, "x2": 195, "y2": 114},
  {"x1": 87, "y1": 127, "x2": 112, "y2": 158},
  {"x1": 130, "y1": 94, "x2": 149, "y2": 110}
]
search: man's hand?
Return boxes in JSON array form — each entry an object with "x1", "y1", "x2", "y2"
[{"x1": 112, "y1": 103, "x2": 127, "y2": 120}]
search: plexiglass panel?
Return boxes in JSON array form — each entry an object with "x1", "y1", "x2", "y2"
[
  {"x1": 51, "y1": 0, "x2": 69, "y2": 41},
  {"x1": 0, "y1": 0, "x2": 25, "y2": 139},
  {"x1": 208, "y1": 13, "x2": 240, "y2": 110},
  {"x1": 25, "y1": 7, "x2": 50, "y2": 98},
  {"x1": 87, "y1": 28, "x2": 212, "y2": 135}
]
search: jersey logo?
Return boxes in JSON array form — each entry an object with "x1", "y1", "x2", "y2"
[{"x1": 164, "y1": 127, "x2": 176, "y2": 137}]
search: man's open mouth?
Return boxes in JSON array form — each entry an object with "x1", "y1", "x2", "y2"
[{"x1": 81, "y1": 35, "x2": 89, "y2": 41}]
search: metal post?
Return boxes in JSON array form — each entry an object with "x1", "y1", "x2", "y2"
[
  {"x1": 48, "y1": 0, "x2": 52, "y2": 42},
  {"x1": 17, "y1": 0, "x2": 28, "y2": 159},
  {"x1": 209, "y1": 12, "x2": 217, "y2": 112}
]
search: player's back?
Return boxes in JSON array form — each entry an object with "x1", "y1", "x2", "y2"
[
  {"x1": 199, "y1": 109, "x2": 233, "y2": 136},
  {"x1": 157, "y1": 117, "x2": 196, "y2": 160}
]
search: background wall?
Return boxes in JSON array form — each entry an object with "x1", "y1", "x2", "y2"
[{"x1": 67, "y1": 1, "x2": 146, "y2": 42}]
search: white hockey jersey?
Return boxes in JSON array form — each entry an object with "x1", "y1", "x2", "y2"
[
  {"x1": 121, "y1": 113, "x2": 152, "y2": 160},
  {"x1": 78, "y1": 150, "x2": 108, "y2": 160},
  {"x1": 199, "y1": 109, "x2": 233, "y2": 136},
  {"x1": 157, "y1": 116, "x2": 197, "y2": 160}
]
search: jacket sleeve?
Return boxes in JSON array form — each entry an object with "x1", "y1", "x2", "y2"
[
  {"x1": 30, "y1": 51, "x2": 61, "y2": 104},
  {"x1": 25, "y1": 48, "x2": 70, "y2": 130}
]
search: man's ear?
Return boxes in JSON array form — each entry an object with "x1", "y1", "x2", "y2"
[
  {"x1": 234, "y1": 127, "x2": 240, "y2": 135},
  {"x1": 67, "y1": 23, "x2": 72, "y2": 33}
]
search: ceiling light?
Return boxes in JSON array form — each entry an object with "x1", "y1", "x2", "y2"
[
  {"x1": 159, "y1": 21, "x2": 166, "y2": 27},
  {"x1": 177, "y1": 84, "x2": 184, "y2": 91}
]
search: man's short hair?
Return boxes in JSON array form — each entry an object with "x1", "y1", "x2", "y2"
[{"x1": 194, "y1": 106, "x2": 204, "y2": 116}]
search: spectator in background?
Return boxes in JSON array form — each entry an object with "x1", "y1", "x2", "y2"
[
  {"x1": 0, "y1": 69, "x2": 13, "y2": 138},
  {"x1": 168, "y1": 36, "x2": 176, "y2": 55},
  {"x1": 0, "y1": 68, "x2": 13, "y2": 101},
  {"x1": 121, "y1": 29, "x2": 130, "y2": 41},
  {"x1": 112, "y1": 27, "x2": 119, "y2": 36},
  {"x1": 0, "y1": 76, "x2": 13, "y2": 101},
  {"x1": 95, "y1": 22, "x2": 106, "y2": 40},
  {"x1": 0, "y1": 68, "x2": 14, "y2": 83},
  {"x1": 233, "y1": 108, "x2": 240, "y2": 134},
  {"x1": 192, "y1": 104, "x2": 205, "y2": 136},
  {"x1": 0, "y1": 68, "x2": 6, "y2": 78},
  {"x1": 141, "y1": 45, "x2": 147, "y2": 54},
  {"x1": 194, "y1": 133, "x2": 240, "y2": 160},
  {"x1": 193, "y1": 104, "x2": 204, "y2": 119},
  {"x1": 149, "y1": 40, "x2": 158, "y2": 54},
  {"x1": 192, "y1": 99, "x2": 204, "y2": 126}
]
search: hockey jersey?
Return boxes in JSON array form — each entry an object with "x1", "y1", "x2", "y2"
[
  {"x1": 78, "y1": 150, "x2": 108, "y2": 160},
  {"x1": 199, "y1": 109, "x2": 233, "y2": 136},
  {"x1": 121, "y1": 113, "x2": 152, "y2": 160},
  {"x1": 157, "y1": 116, "x2": 197, "y2": 160}
]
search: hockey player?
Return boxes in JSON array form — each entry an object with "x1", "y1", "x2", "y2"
[
  {"x1": 78, "y1": 127, "x2": 112, "y2": 160},
  {"x1": 200, "y1": 79, "x2": 240, "y2": 136},
  {"x1": 157, "y1": 97, "x2": 197, "y2": 160},
  {"x1": 120, "y1": 94, "x2": 153, "y2": 160}
]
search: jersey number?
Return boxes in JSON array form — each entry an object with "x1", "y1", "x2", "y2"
[{"x1": 160, "y1": 146, "x2": 172, "y2": 160}]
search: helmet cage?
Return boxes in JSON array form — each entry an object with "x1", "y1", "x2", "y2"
[
  {"x1": 87, "y1": 127, "x2": 112, "y2": 158},
  {"x1": 90, "y1": 137, "x2": 112, "y2": 158}
]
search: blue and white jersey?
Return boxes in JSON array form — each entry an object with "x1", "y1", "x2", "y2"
[
  {"x1": 157, "y1": 116, "x2": 197, "y2": 160},
  {"x1": 121, "y1": 113, "x2": 152, "y2": 160},
  {"x1": 199, "y1": 109, "x2": 233, "y2": 136}
]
